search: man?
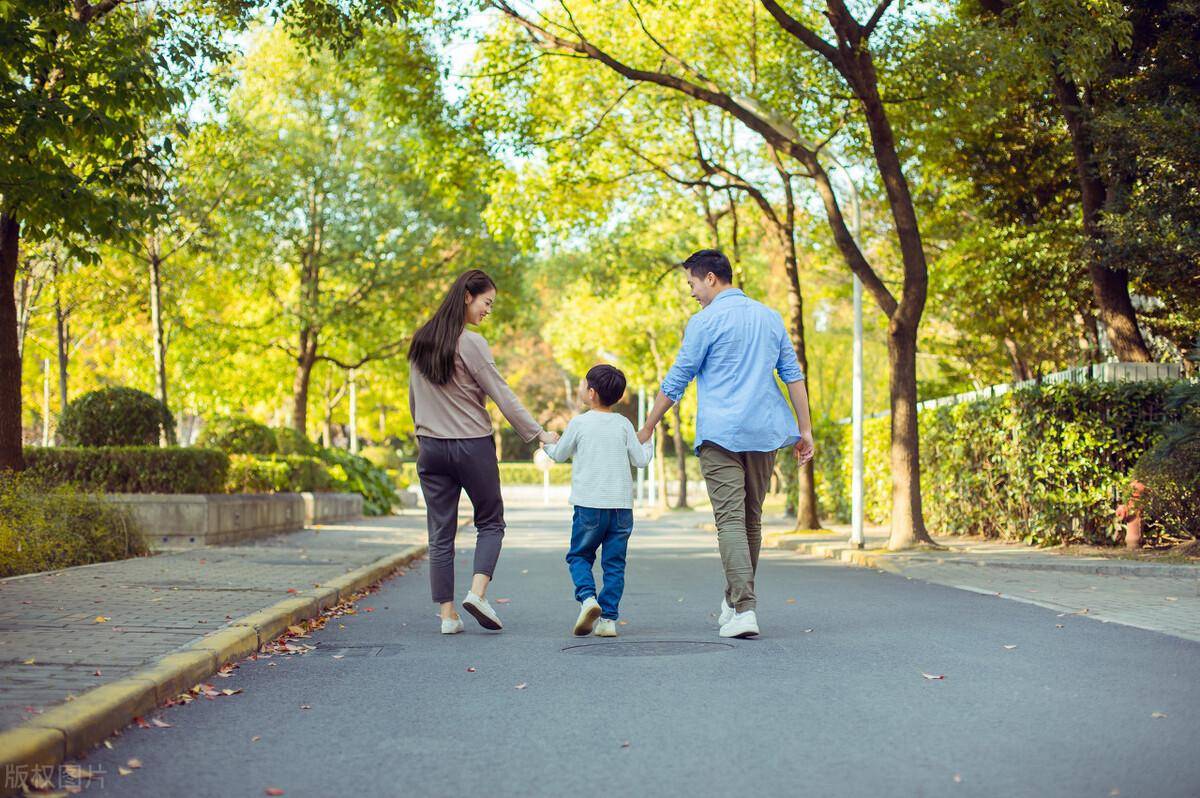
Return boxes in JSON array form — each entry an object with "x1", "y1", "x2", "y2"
[{"x1": 638, "y1": 249, "x2": 815, "y2": 639}]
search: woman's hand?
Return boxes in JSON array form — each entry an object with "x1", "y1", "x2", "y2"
[{"x1": 538, "y1": 429, "x2": 560, "y2": 445}]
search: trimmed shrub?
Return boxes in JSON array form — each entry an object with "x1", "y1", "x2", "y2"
[
  {"x1": 1132, "y1": 383, "x2": 1200, "y2": 540},
  {"x1": 274, "y1": 427, "x2": 319, "y2": 457},
  {"x1": 318, "y1": 447, "x2": 400, "y2": 516},
  {"x1": 225, "y1": 454, "x2": 334, "y2": 494},
  {"x1": 0, "y1": 472, "x2": 149, "y2": 578},
  {"x1": 197, "y1": 417, "x2": 277, "y2": 455},
  {"x1": 25, "y1": 447, "x2": 229, "y2": 494},
  {"x1": 397, "y1": 461, "x2": 574, "y2": 487},
  {"x1": 58, "y1": 387, "x2": 174, "y2": 446}
]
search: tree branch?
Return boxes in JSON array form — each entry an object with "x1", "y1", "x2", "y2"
[
  {"x1": 862, "y1": 0, "x2": 896, "y2": 38},
  {"x1": 756, "y1": 0, "x2": 840, "y2": 63}
]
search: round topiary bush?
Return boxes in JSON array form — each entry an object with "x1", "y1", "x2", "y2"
[
  {"x1": 58, "y1": 387, "x2": 174, "y2": 447},
  {"x1": 197, "y1": 417, "x2": 278, "y2": 455},
  {"x1": 274, "y1": 427, "x2": 319, "y2": 456}
]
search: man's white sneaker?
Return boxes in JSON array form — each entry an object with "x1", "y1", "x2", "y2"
[
  {"x1": 718, "y1": 597, "x2": 736, "y2": 626},
  {"x1": 462, "y1": 592, "x2": 503, "y2": 631},
  {"x1": 573, "y1": 596, "x2": 602, "y2": 636},
  {"x1": 594, "y1": 618, "x2": 617, "y2": 637},
  {"x1": 719, "y1": 609, "x2": 760, "y2": 639},
  {"x1": 440, "y1": 616, "x2": 464, "y2": 635}
]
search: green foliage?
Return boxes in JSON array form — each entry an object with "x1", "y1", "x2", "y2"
[
  {"x1": 225, "y1": 454, "x2": 334, "y2": 494},
  {"x1": 196, "y1": 417, "x2": 278, "y2": 455},
  {"x1": 397, "y1": 461, "x2": 574, "y2": 487},
  {"x1": 0, "y1": 472, "x2": 149, "y2": 578},
  {"x1": 24, "y1": 447, "x2": 229, "y2": 494},
  {"x1": 360, "y1": 445, "x2": 402, "y2": 470},
  {"x1": 274, "y1": 427, "x2": 320, "y2": 456},
  {"x1": 57, "y1": 387, "x2": 175, "y2": 447},
  {"x1": 1132, "y1": 383, "x2": 1200, "y2": 540},
  {"x1": 318, "y1": 447, "x2": 399, "y2": 516}
]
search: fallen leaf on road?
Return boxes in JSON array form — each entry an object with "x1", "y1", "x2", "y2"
[
  {"x1": 495, "y1": 598, "x2": 511, "y2": 604},
  {"x1": 265, "y1": 789, "x2": 285, "y2": 796},
  {"x1": 286, "y1": 588, "x2": 298, "y2": 594},
  {"x1": 953, "y1": 774, "x2": 962, "y2": 783},
  {"x1": 21, "y1": 600, "x2": 31, "y2": 605},
  {"x1": 1151, "y1": 712, "x2": 1167, "y2": 719},
  {"x1": 134, "y1": 717, "x2": 151, "y2": 728},
  {"x1": 1055, "y1": 624, "x2": 1064, "y2": 629},
  {"x1": 466, "y1": 667, "x2": 476, "y2": 673},
  {"x1": 221, "y1": 689, "x2": 242, "y2": 696},
  {"x1": 786, "y1": 598, "x2": 796, "y2": 604},
  {"x1": 1003, "y1": 645, "x2": 1017, "y2": 650},
  {"x1": 94, "y1": 669, "x2": 102, "y2": 676},
  {"x1": 118, "y1": 767, "x2": 134, "y2": 776},
  {"x1": 252, "y1": 735, "x2": 261, "y2": 742},
  {"x1": 151, "y1": 718, "x2": 172, "y2": 728},
  {"x1": 921, "y1": 673, "x2": 945, "y2": 680},
  {"x1": 23, "y1": 658, "x2": 35, "y2": 665},
  {"x1": 63, "y1": 764, "x2": 95, "y2": 781},
  {"x1": 93, "y1": 616, "x2": 109, "y2": 623},
  {"x1": 515, "y1": 683, "x2": 527, "y2": 690},
  {"x1": 1165, "y1": 597, "x2": 1178, "y2": 602},
  {"x1": 103, "y1": 741, "x2": 113, "y2": 750},
  {"x1": 618, "y1": 621, "x2": 628, "y2": 626},
  {"x1": 621, "y1": 741, "x2": 631, "y2": 748},
  {"x1": 521, "y1": 569, "x2": 529, "y2": 575},
  {"x1": 365, "y1": 607, "x2": 374, "y2": 612},
  {"x1": 300, "y1": 704, "x2": 311, "y2": 710},
  {"x1": 127, "y1": 759, "x2": 142, "y2": 769},
  {"x1": 803, "y1": 629, "x2": 814, "y2": 633},
  {"x1": 332, "y1": 655, "x2": 344, "y2": 660}
]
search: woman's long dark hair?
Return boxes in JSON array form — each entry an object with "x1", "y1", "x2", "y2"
[{"x1": 408, "y1": 269, "x2": 497, "y2": 385}]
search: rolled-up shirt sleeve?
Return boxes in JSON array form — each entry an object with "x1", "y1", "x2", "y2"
[
  {"x1": 660, "y1": 315, "x2": 708, "y2": 402},
  {"x1": 774, "y1": 314, "x2": 805, "y2": 383},
  {"x1": 460, "y1": 333, "x2": 543, "y2": 443}
]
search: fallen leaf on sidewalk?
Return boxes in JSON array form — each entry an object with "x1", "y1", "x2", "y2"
[
  {"x1": 286, "y1": 588, "x2": 298, "y2": 594},
  {"x1": 1003, "y1": 645, "x2": 1017, "y2": 650},
  {"x1": 921, "y1": 673, "x2": 945, "y2": 680},
  {"x1": 1151, "y1": 712, "x2": 1167, "y2": 719},
  {"x1": 93, "y1": 616, "x2": 109, "y2": 623},
  {"x1": 23, "y1": 658, "x2": 35, "y2": 665},
  {"x1": 515, "y1": 683, "x2": 527, "y2": 690},
  {"x1": 1165, "y1": 597, "x2": 1178, "y2": 602},
  {"x1": 21, "y1": 600, "x2": 30, "y2": 604},
  {"x1": 126, "y1": 759, "x2": 142, "y2": 769},
  {"x1": 94, "y1": 669, "x2": 102, "y2": 676}
]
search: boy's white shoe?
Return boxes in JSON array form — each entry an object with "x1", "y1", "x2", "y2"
[
  {"x1": 573, "y1": 596, "x2": 602, "y2": 636},
  {"x1": 440, "y1": 616, "x2": 464, "y2": 635},
  {"x1": 718, "y1": 597, "x2": 736, "y2": 626},
  {"x1": 594, "y1": 618, "x2": 617, "y2": 637},
  {"x1": 719, "y1": 609, "x2": 760, "y2": 639},
  {"x1": 462, "y1": 592, "x2": 503, "y2": 631}
]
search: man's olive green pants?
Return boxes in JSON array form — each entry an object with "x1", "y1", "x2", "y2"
[{"x1": 698, "y1": 442, "x2": 777, "y2": 613}]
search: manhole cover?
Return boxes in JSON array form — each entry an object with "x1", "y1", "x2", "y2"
[
  {"x1": 313, "y1": 643, "x2": 404, "y2": 657},
  {"x1": 562, "y1": 641, "x2": 733, "y2": 657}
]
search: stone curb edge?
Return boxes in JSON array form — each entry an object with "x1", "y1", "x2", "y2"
[
  {"x1": 767, "y1": 535, "x2": 1199, "y2": 579},
  {"x1": 0, "y1": 543, "x2": 427, "y2": 796}
]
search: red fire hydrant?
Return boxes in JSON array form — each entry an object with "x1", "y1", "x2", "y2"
[{"x1": 1116, "y1": 480, "x2": 1146, "y2": 550}]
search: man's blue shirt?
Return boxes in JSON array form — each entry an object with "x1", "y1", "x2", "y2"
[{"x1": 660, "y1": 288, "x2": 804, "y2": 454}]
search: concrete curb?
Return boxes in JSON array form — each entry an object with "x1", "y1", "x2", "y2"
[
  {"x1": 0, "y1": 543, "x2": 426, "y2": 795},
  {"x1": 767, "y1": 534, "x2": 1200, "y2": 579}
]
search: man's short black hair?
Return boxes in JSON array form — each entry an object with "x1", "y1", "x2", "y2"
[
  {"x1": 681, "y1": 249, "x2": 733, "y2": 285},
  {"x1": 586, "y1": 364, "x2": 627, "y2": 407}
]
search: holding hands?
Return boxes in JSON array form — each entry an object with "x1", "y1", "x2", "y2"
[
  {"x1": 794, "y1": 430, "x2": 815, "y2": 467},
  {"x1": 538, "y1": 429, "x2": 560, "y2": 445}
]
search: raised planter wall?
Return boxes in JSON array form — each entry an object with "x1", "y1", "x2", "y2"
[{"x1": 106, "y1": 492, "x2": 364, "y2": 549}]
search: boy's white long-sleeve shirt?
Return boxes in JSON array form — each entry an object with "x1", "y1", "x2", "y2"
[{"x1": 542, "y1": 410, "x2": 654, "y2": 509}]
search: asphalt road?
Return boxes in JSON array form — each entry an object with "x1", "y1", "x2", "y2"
[{"x1": 69, "y1": 504, "x2": 1200, "y2": 798}]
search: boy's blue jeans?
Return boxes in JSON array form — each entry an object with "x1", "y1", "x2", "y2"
[{"x1": 566, "y1": 506, "x2": 633, "y2": 620}]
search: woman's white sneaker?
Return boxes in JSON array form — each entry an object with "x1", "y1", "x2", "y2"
[
  {"x1": 719, "y1": 609, "x2": 760, "y2": 639},
  {"x1": 440, "y1": 616, "x2": 464, "y2": 635},
  {"x1": 462, "y1": 591, "x2": 503, "y2": 630},
  {"x1": 573, "y1": 597, "x2": 602, "y2": 636},
  {"x1": 718, "y1": 597, "x2": 736, "y2": 626},
  {"x1": 594, "y1": 618, "x2": 617, "y2": 637}
]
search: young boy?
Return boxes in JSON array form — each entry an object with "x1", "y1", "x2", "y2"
[{"x1": 542, "y1": 364, "x2": 654, "y2": 637}]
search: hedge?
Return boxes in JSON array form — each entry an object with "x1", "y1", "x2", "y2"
[
  {"x1": 318, "y1": 447, "x2": 400, "y2": 516},
  {"x1": 398, "y1": 461, "x2": 574, "y2": 487},
  {"x1": 25, "y1": 447, "x2": 229, "y2": 494},
  {"x1": 0, "y1": 473, "x2": 149, "y2": 577},
  {"x1": 197, "y1": 416, "x2": 278, "y2": 455},
  {"x1": 225, "y1": 454, "x2": 334, "y2": 494},
  {"x1": 814, "y1": 380, "x2": 1196, "y2": 546}
]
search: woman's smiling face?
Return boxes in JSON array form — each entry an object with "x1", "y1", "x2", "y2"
[{"x1": 464, "y1": 287, "x2": 496, "y2": 325}]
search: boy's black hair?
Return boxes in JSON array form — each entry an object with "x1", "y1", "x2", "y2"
[
  {"x1": 586, "y1": 364, "x2": 627, "y2": 407},
  {"x1": 681, "y1": 249, "x2": 733, "y2": 285}
]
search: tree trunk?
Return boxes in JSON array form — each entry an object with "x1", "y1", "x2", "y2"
[
  {"x1": 886, "y1": 316, "x2": 929, "y2": 549},
  {"x1": 53, "y1": 267, "x2": 69, "y2": 414},
  {"x1": 0, "y1": 213, "x2": 25, "y2": 471},
  {"x1": 672, "y1": 402, "x2": 688, "y2": 509},
  {"x1": 148, "y1": 248, "x2": 169, "y2": 414},
  {"x1": 1003, "y1": 337, "x2": 1032, "y2": 382},
  {"x1": 291, "y1": 330, "x2": 317, "y2": 433},
  {"x1": 1050, "y1": 72, "x2": 1151, "y2": 362}
]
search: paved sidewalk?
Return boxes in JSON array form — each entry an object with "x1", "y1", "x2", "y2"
[
  {"x1": 766, "y1": 523, "x2": 1200, "y2": 642},
  {"x1": 0, "y1": 512, "x2": 426, "y2": 735}
]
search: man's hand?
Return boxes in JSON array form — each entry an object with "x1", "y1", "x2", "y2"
[
  {"x1": 538, "y1": 429, "x2": 560, "y2": 445},
  {"x1": 636, "y1": 426, "x2": 653, "y2": 445},
  {"x1": 793, "y1": 430, "x2": 814, "y2": 466}
]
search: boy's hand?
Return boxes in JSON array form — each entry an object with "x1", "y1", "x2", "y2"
[
  {"x1": 636, "y1": 426, "x2": 653, "y2": 445},
  {"x1": 793, "y1": 431, "x2": 815, "y2": 466},
  {"x1": 538, "y1": 429, "x2": 560, "y2": 445}
]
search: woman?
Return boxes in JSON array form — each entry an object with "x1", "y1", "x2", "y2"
[{"x1": 407, "y1": 269, "x2": 557, "y2": 634}]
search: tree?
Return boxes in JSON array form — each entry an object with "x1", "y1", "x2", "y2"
[{"x1": 485, "y1": 0, "x2": 935, "y2": 547}]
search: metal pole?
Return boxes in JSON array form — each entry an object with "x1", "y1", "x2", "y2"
[
  {"x1": 348, "y1": 369, "x2": 359, "y2": 454},
  {"x1": 636, "y1": 387, "x2": 646, "y2": 506}
]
